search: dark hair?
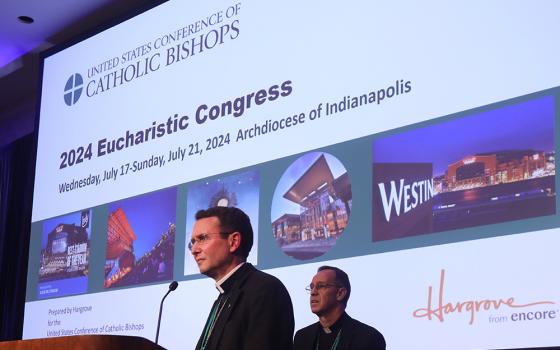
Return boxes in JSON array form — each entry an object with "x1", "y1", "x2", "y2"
[
  {"x1": 318, "y1": 265, "x2": 351, "y2": 307},
  {"x1": 195, "y1": 206, "x2": 253, "y2": 259}
]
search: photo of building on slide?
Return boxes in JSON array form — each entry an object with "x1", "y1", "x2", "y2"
[
  {"x1": 104, "y1": 187, "x2": 176, "y2": 288},
  {"x1": 271, "y1": 152, "x2": 352, "y2": 260},
  {"x1": 372, "y1": 95, "x2": 556, "y2": 241},
  {"x1": 37, "y1": 210, "x2": 91, "y2": 299},
  {"x1": 183, "y1": 170, "x2": 260, "y2": 276}
]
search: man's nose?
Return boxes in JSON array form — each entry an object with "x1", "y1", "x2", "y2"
[{"x1": 190, "y1": 243, "x2": 201, "y2": 255}]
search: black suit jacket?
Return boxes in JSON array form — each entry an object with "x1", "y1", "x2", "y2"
[
  {"x1": 195, "y1": 263, "x2": 295, "y2": 350},
  {"x1": 293, "y1": 313, "x2": 385, "y2": 350}
]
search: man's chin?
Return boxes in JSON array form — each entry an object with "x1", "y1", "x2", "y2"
[
  {"x1": 199, "y1": 267, "x2": 216, "y2": 279},
  {"x1": 196, "y1": 264, "x2": 208, "y2": 275}
]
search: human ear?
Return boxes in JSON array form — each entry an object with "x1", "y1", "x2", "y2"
[
  {"x1": 336, "y1": 287, "x2": 347, "y2": 302},
  {"x1": 229, "y1": 231, "x2": 241, "y2": 253}
]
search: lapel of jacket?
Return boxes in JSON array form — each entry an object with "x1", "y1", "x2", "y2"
[
  {"x1": 206, "y1": 263, "x2": 254, "y2": 350},
  {"x1": 195, "y1": 296, "x2": 221, "y2": 350},
  {"x1": 334, "y1": 313, "x2": 354, "y2": 350}
]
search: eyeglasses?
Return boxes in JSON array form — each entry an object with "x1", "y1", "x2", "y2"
[
  {"x1": 188, "y1": 232, "x2": 232, "y2": 251},
  {"x1": 305, "y1": 283, "x2": 340, "y2": 293}
]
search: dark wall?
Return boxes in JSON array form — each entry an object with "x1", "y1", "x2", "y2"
[{"x1": 0, "y1": 133, "x2": 36, "y2": 340}]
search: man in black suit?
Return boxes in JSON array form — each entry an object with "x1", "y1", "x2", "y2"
[
  {"x1": 190, "y1": 206, "x2": 294, "y2": 350},
  {"x1": 294, "y1": 266, "x2": 385, "y2": 350}
]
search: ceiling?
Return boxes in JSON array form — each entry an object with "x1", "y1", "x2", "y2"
[{"x1": 0, "y1": 0, "x2": 162, "y2": 139}]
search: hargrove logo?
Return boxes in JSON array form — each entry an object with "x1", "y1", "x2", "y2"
[
  {"x1": 64, "y1": 73, "x2": 84, "y2": 106},
  {"x1": 412, "y1": 269, "x2": 555, "y2": 325}
]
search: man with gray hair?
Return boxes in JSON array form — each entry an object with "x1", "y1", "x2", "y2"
[{"x1": 294, "y1": 266, "x2": 385, "y2": 350}]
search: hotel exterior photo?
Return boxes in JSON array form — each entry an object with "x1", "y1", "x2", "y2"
[{"x1": 272, "y1": 154, "x2": 351, "y2": 260}]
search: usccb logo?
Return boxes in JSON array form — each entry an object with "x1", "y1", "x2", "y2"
[{"x1": 64, "y1": 73, "x2": 84, "y2": 106}]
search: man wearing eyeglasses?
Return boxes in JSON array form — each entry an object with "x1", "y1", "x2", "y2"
[
  {"x1": 190, "y1": 206, "x2": 294, "y2": 350},
  {"x1": 294, "y1": 266, "x2": 385, "y2": 350}
]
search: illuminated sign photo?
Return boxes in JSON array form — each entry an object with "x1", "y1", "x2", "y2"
[
  {"x1": 38, "y1": 210, "x2": 92, "y2": 299},
  {"x1": 372, "y1": 95, "x2": 556, "y2": 241}
]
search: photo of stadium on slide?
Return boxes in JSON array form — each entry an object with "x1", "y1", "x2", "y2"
[
  {"x1": 104, "y1": 188, "x2": 176, "y2": 288},
  {"x1": 372, "y1": 95, "x2": 556, "y2": 241},
  {"x1": 271, "y1": 152, "x2": 352, "y2": 260},
  {"x1": 37, "y1": 210, "x2": 91, "y2": 299},
  {"x1": 183, "y1": 170, "x2": 260, "y2": 276}
]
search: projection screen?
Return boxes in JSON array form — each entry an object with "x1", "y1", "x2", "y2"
[{"x1": 24, "y1": 1, "x2": 560, "y2": 349}]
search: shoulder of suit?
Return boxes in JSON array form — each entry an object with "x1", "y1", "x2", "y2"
[
  {"x1": 247, "y1": 265, "x2": 285, "y2": 285},
  {"x1": 345, "y1": 315, "x2": 385, "y2": 340},
  {"x1": 237, "y1": 264, "x2": 289, "y2": 292},
  {"x1": 295, "y1": 322, "x2": 319, "y2": 337}
]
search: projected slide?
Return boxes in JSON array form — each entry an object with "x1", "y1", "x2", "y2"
[{"x1": 24, "y1": 1, "x2": 560, "y2": 349}]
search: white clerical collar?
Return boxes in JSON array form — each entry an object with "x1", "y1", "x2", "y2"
[{"x1": 215, "y1": 262, "x2": 245, "y2": 294}]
